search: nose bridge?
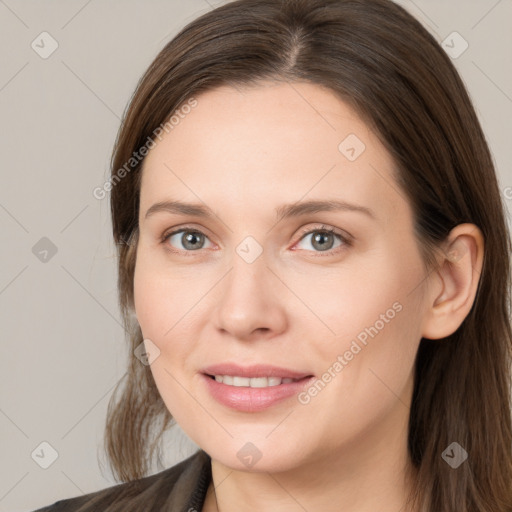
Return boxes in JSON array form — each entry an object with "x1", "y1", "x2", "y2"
[
  {"x1": 224, "y1": 238, "x2": 271, "y2": 303},
  {"x1": 213, "y1": 237, "x2": 286, "y2": 338}
]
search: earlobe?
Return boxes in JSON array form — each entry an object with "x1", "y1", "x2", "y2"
[{"x1": 421, "y1": 223, "x2": 484, "y2": 340}]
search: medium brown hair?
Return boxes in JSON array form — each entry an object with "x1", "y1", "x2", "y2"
[{"x1": 104, "y1": 0, "x2": 512, "y2": 510}]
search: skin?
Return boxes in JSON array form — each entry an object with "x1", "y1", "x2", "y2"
[{"x1": 133, "y1": 80, "x2": 484, "y2": 512}]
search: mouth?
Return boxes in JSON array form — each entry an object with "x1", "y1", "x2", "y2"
[
  {"x1": 200, "y1": 363, "x2": 315, "y2": 412},
  {"x1": 205, "y1": 374, "x2": 307, "y2": 388},
  {"x1": 201, "y1": 363, "x2": 313, "y2": 382}
]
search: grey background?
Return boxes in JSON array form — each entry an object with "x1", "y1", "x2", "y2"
[{"x1": 0, "y1": 1, "x2": 510, "y2": 511}]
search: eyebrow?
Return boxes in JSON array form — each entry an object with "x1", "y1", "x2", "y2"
[{"x1": 144, "y1": 198, "x2": 375, "y2": 222}]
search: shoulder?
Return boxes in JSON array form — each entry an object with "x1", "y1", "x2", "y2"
[{"x1": 31, "y1": 449, "x2": 211, "y2": 512}]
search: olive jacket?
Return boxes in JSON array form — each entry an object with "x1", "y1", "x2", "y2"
[{"x1": 32, "y1": 450, "x2": 212, "y2": 512}]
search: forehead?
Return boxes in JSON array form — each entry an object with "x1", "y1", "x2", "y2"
[{"x1": 139, "y1": 81, "x2": 407, "y2": 225}]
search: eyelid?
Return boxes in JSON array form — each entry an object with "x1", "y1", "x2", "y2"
[
  {"x1": 160, "y1": 224, "x2": 217, "y2": 255},
  {"x1": 160, "y1": 223, "x2": 352, "y2": 255},
  {"x1": 291, "y1": 224, "x2": 352, "y2": 254}
]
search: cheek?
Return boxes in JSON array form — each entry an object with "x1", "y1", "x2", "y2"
[
  {"x1": 297, "y1": 301, "x2": 421, "y2": 446},
  {"x1": 133, "y1": 258, "x2": 199, "y2": 419},
  {"x1": 297, "y1": 245, "x2": 425, "y2": 403},
  {"x1": 295, "y1": 249, "x2": 423, "y2": 351},
  {"x1": 132, "y1": 250, "x2": 216, "y2": 397},
  {"x1": 133, "y1": 249, "x2": 202, "y2": 340}
]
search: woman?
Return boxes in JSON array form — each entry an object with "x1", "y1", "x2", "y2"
[{"x1": 34, "y1": 0, "x2": 512, "y2": 510}]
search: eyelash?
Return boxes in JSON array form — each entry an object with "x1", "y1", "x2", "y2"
[{"x1": 160, "y1": 224, "x2": 352, "y2": 257}]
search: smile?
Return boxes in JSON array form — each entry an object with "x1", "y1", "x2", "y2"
[{"x1": 209, "y1": 375, "x2": 298, "y2": 387}]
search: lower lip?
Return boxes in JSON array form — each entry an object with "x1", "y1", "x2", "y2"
[{"x1": 201, "y1": 374, "x2": 314, "y2": 412}]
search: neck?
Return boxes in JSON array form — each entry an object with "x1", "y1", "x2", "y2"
[{"x1": 203, "y1": 402, "x2": 418, "y2": 512}]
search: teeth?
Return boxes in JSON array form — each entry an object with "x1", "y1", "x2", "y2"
[
  {"x1": 246, "y1": 377, "x2": 267, "y2": 388},
  {"x1": 212, "y1": 375, "x2": 299, "y2": 387},
  {"x1": 233, "y1": 376, "x2": 250, "y2": 387}
]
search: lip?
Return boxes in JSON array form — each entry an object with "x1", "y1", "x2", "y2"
[
  {"x1": 201, "y1": 363, "x2": 312, "y2": 380},
  {"x1": 201, "y1": 363, "x2": 314, "y2": 412}
]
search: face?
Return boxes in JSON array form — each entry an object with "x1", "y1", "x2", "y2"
[{"x1": 134, "y1": 81, "x2": 430, "y2": 473}]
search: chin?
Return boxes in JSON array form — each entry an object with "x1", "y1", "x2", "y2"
[{"x1": 204, "y1": 437, "x2": 310, "y2": 474}]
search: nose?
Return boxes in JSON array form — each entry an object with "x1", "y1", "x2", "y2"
[{"x1": 212, "y1": 248, "x2": 288, "y2": 341}]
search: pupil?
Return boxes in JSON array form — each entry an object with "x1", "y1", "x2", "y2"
[
  {"x1": 184, "y1": 232, "x2": 202, "y2": 250},
  {"x1": 313, "y1": 232, "x2": 333, "y2": 251}
]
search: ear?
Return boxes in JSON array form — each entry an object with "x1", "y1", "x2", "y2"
[{"x1": 421, "y1": 223, "x2": 484, "y2": 340}]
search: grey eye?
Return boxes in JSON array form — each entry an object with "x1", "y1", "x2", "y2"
[
  {"x1": 296, "y1": 230, "x2": 345, "y2": 252},
  {"x1": 167, "y1": 230, "x2": 212, "y2": 251}
]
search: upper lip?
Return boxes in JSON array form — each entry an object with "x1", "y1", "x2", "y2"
[{"x1": 202, "y1": 363, "x2": 313, "y2": 380}]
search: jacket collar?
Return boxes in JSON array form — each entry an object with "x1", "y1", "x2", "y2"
[{"x1": 168, "y1": 449, "x2": 212, "y2": 512}]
